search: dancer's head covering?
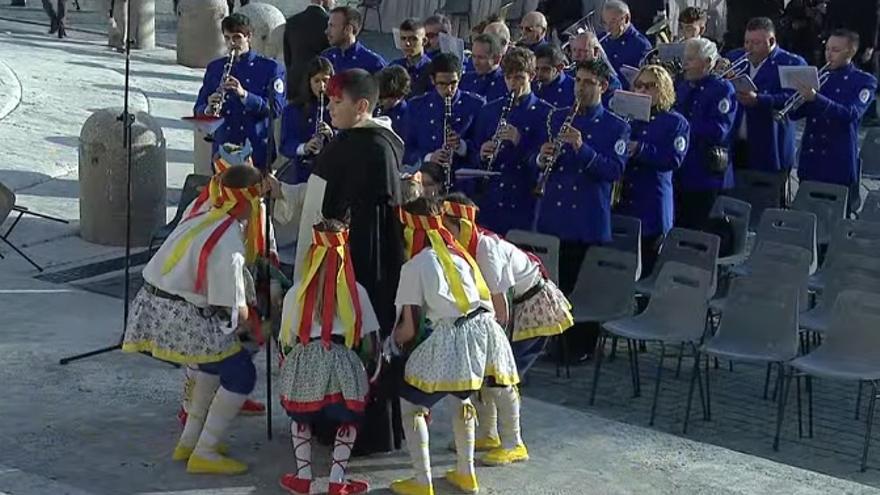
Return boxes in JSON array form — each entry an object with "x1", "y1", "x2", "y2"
[
  {"x1": 441, "y1": 192, "x2": 481, "y2": 258},
  {"x1": 280, "y1": 218, "x2": 363, "y2": 350}
]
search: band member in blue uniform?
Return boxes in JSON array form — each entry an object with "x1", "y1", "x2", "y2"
[
  {"x1": 518, "y1": 11, "x2": 550, "y2": 53},
  {"x1": 617, "y1": 65, "x2": 690, "y2": 275},
  {"x1": 600, "y1": 1, "x2": 652, "y2": 88},
  {"x1": 424, "y1": 14, "x2": 452, "y2": 60},
  {"x1": 534, "y1": 44, "x2": 575, "y2": 109},
  {"x1": 322, "y1": 6, "x2": 386, "y2": 74},
  {"x1": 678, "y1": 6, "x2": 709, "y2": 41},
  {"x1": 727, "y1": 17, "x2": 805, "y2": 194},
  {"x1": 568, "y1": 32, "x2": 622, "y2": 107},
  {"x1": 791, "y1": 29, "x2": 878, "y2": 212},
  {"x1": 534, "y1": 61, "x2": 630, "y2": 355},
  {"x1": 278, "y1": 56, "x2": 333, "y2": 184},
  {"x1": 405, "y1": 54, "x2": 485, "y2": 172},
  {"x1": 472, "y1": 46, "x2": 554, "y2": 234},
  {"x1": 460, "y1": 33, "x2": 508, "y2": 102},
  {"x1": 375, "y1": 65, "x2": 411, "y2": 140},
  {"x1": 194, "y1": 13, "x2": 286, "y2": 172},
  {"x1": 389, "y1": 18, "x2": 433, "y2": 96},
  {"x1": 675, "y1": 38, "x2": 737, "y2": 230}
]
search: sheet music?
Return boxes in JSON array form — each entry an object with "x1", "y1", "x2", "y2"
[
  {"x1": 619, "y1": 65, "x2": 640, "y2": 87},
  {"x1": 657, "y1": 43, "x2": 686, "y2": 62},
  {"x1": 731, "y1": 74, "x2": 758, "y2": 93},
  {"x1": 778, "y1": 65, "x2": 820, "y2": 91},
  {"x1": 392, "y1": 28, "x2": 402, "y2": 51},
  {"x1": 609, "y1": 90, "x2": 653, "y2": 122},
  {"x1": 439, "y1": 33, "x2": 465, "y2": 64}
]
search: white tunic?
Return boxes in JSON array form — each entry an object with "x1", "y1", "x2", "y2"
[
  {"x1": 475, "y1": 234, "x2": 543, "y2": 299},
  {"x1": 395, "y1": 248, "x2": 493, "y2": 323},
  {"x1": 280, "y1": 281, "x2": 380, "y2": 340}
]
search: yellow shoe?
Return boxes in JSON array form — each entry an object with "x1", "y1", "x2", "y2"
[
  {"x1": 445, "y1": 469, "x2": 479, "y2": 493},
  {"x1": 481, "y1": 444, "x2": 530, "y2": 466},
  {"x1": 186, "y1": 453, "x2": 248, "y2": 475},
  {"x1": 172, "y1": 442, "x2": 229, "y2": 461},
  {"x1": 474, "y1": 436, "x2": 501, "y2": 452},
  {"x1": 390, "y1": 477, "x2": 434, "y2": 495}
]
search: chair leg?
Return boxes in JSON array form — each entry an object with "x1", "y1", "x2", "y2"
[
  {"x1": 796, "y1": 375, "x2": 803, "y2": 438},
  {"x1": 704, "y1": 354, "x2": 712, "y2": 421},
  {"x1": 609, "y1": 335, "x2": 618, "y2": 362},
  {"x1": 649, "y1": 343, "x2": 666, "y2": 426},
  {"x1": 632, "y1": 339, "x2": 642, "y2": 396},
  {"x1": 714, "y1": 357, "x2": 720, "y2": 369},
  {"x1": 674, "y1": 342, "x2": 684, "y2": 379},
  {"x1": 683, "y1": 346, "x2": 702, "y2": 434},
  {"x1": 588, "y1": 333, "x2": 606, "y2": 406},
  {"x1": 861, "y1": 381, "x2": 879, "y2": 472},
  {"x1": 773, "y1": 363, "x2": 793, "y2": 451},
  {"x1": 377, "y1": 8, "x2": 383, "y2": 33},
  {"x1": 728, "y1": 361, "x2": 734, "y2": 372},
  {"x1": 857, "y1": 381, "x2": 864, "y2": 420},
  {"x1": 807, "y1": 375, "x2": 814, "y2": 438},
  {"x1": 0, "y1": 237, "x2": 43, "y2": 271},
  {"x1": 763, "y1": 363, "x2": 773, "y2": 400},
  {"x1": 626, "y1": 339, "x2": 638, "y2": 398}
]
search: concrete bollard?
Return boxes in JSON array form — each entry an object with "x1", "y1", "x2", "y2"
[
  {"x1": 236, "y1": 3, "x2": 285, "y2": 57},
  {"x1": 176, "y1": 0, "x2": 228, "y2": 68},
  {"x1": 79, "y1": 109, "x2": 167, "y2": 247},
  {"x1": 109, "y1": 0, "x2": 156, "y2": 50}
]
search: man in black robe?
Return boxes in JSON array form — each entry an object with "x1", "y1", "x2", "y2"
[{"x1": 270, "y1": 68, "x2": 406, "y2": 454}]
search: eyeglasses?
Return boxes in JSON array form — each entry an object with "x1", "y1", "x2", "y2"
[{"x1": 633, "y1": 81, "x2": 658, "y2": 90}]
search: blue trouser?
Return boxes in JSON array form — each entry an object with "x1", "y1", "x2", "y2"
[
  {"x1": 511, "y1": 336, "x2": 549, "y2": 377},
  {"x1": 198, "y1": 349, "x2": 256, "y2": 395}
]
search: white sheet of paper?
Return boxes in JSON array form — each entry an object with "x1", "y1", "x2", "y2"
[
  {"x1": 439, "y1": 32, "x2": 465, "y2": 63},
  {"x1": 619, "y1": 65, "x2": 640, "y2": 87},
  {"x1": 779, "y1": 65, "x2": 820, "y2": 90},
  {"x1": 731, "y1": 74, "x2": 758, "y2": 93},
  {"x1": 455, "y1": 168, "x2": 502, "y2": 179},
  {"x1": 657, "y1": 42, "x2": 686, "y2": 62},
  {"x1": 392, "y1": 27, "x2": 402, "y2": 51},
  {"x1": 610, "y1": 90, "x2": 653, "y2": 122}
]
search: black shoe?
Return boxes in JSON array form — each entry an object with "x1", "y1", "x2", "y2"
[
  {"x1": 48, "y1": 19, "x2": 58, "y2": 34},
  {"x1": 57, "y1": 25, "x2": 67, "y2": 39}
]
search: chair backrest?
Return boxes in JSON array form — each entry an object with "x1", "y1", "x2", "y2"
[
  {"x1": 859, "y1": 190, "x2": 880, "y2": 223},
  {"x1": 0, "y1": 181, "x2": 14, "y2": 224},
  {"x1": 730, "y1": 169, "x2": 786, "y2": 230},
  {"x1": 714, "y1": 276, "x2": 800, "y2": 360},
  {"x1": 505, "y1": 229, "x2": 560, "y2": 283},
  {"x1": 642, "y1": 261, "x2": 713, "y2": 341},
  {"x1": 822, "y1": 219, "x2": 880, "y2": 272},
  {"x1": 709, "y1": 195, "x2": 751, "y2": 257},
  {"x1": 744, "y1": 241, "x2": 812, "y2": 309},
  {"x1": 754, "y1": 208, "x2": 818, "y2": 273},
  {"x1": 816, "y1": 290, "x2": 880, "y2": 363},
  {"x1": 568, "y1": 246, "x2": 638, "y2": 317},
  {"x1": 439, "y1": 0, "x2": 471, "y2": 14},
  {"x1": 169, "y1": 174, "x2": 212, "y2": 226},
  {"x1": 609, "y1": 214, "x2": 642, "y2": 279},
  {"x1": 653, "y1": 227, "x2": 720, "y2": 296},
  {"x1": 791, "y1": 180, "x2": 849, "y2": 245},
  {"x1": 860, "y1": 127, "x2": 880, "y2": 179},
  {"x1": 820, "y1": 254, "x2": 880, "y2": 309}
]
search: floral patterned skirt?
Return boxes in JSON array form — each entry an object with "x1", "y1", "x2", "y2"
[
  {"x1": 512, "y1": 280, "x2": 573, "y2": 342},
  {"x1": 404, "y1": 312, "x2": 519, "y2": 399},
  {"x1": 122, "y1": 288, "x2": 241, "y2": 364},
  {"x1": 279, "y1": 340, "x2": 369, "y2": 423}
]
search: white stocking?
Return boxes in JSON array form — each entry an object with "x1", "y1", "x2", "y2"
[
  {"x1": 181, "y1": 366, "x2": 196, "y2": 414},
  {"x1": 329, "y1": 424, "x2": 358, "y2": 483},
  {"x1": 177, "y1": 370, "x2": 219, "y2": 448},
  {"x1": 401, "y1": 399, "x2": 432, "y2": 485},
  {"x1": 290, "y1": 420, "x2": 312, "y2": 480},
  {"x1": 193, "y1": 387, "x2": 247, "y2": 459},
  {"x1": 487, "y1": 386, "x2": 522, "y2": 449},
  {"x1": 474, "y1": 389, "x2": 498, "y2": 440},
  {"x1": 450, "y1": 397, "x2": 476, "y2": 476}
]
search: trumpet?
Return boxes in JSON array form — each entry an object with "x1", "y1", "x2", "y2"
[
  {"x1": 774, "y1": 63, "x2": 831, "y2": 121},
  {"x1": 207, "y1": 48, "x2": 238, "y2": 117},
  {"x1": 484, "y1": 91, "x2": 516, "y2": 172},
  {"x1": 534, "y1": 101, "x2": 579, "y2": 197},
  {"x1": 714, "y1": 53, "x2": 750, "y2": 79}
]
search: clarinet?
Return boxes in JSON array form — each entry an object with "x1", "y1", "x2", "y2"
[
  {"x1": 484, "y1": 91, "x2": 517, "y2": 172},
  {"x1": 533, "y1": 101, "x2": 580, "y2": 197},
  {"x1": 442, "y1": 95, "x2": 454, "y2": 191},
  {"x1": 207, "y1": 48, "x2": 238, "y2": 117}
]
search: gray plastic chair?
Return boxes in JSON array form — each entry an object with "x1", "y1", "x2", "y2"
[
  {"x1": 505, "y1": 230, "x2": 560, "y2": 284},
  {"x1": 697, "y1": 277, "x2": 800, "y2": 444},
  {"x1": 591, "y1": 262, "x2": 713, "y2": 430},
  {"x1": 709, "y1": 195, "x2": 752, "y2": 266},
  {"x1": 742, "y1": 208, "x2": 818, "y2": 275},
  {"x1": 570, "y1": 247, "x2": 638, "y2": 324},
  {"x1": 731, "y1": 170, "x2": 787, "y2": 230},
  {"x1": 860, "y1": 127, "x2": 880, "y2": 180},
  {"x1": 635, "y1": 228, "x2": 720, "y2": 298},
  {"x1": 858, "y1": 190, "x2": 880, "y2": 223},
  {"x1": 799, "y1": 254, "x2": 880, "y2": 335},
  {"x1": 809, "y1": 219, "x2": 880, "y2": 293},
  {"x1": 148, "y1": 174, "x2": 212, "y2": 256},
  {"x1": 784, "y1": 290, "x2": 880, "y2": 471},
  {"x1": 791, "y1": 181, "x2": 849, "y2": 247},
  {"x1": 0, "y1": 181, "x2": 69, "y2": 272},
  {"x1": 609, "y1": 214, "x2": 642, "y2": 279}
]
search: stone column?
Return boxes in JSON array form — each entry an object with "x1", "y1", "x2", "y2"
[
  {"x1": 79, "y1": 109, "x2": 167, "y2": 247},
  {"x1": 177, "y1": 0, "x2": 228, "y2": 68},
  {"x1": 109, "y1": 0, "x2": 156, "y2": 50},
  {"x1": 236, "y1": 3, "x2": 285, "y2": 57}
]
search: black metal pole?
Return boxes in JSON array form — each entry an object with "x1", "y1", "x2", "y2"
[{"x1": 263, "y1": 80, "x2": 277, "y2": 441}]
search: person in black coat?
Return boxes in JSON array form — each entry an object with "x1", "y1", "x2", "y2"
[
  {"x1": 283, "y1": 0, "x2": 334, "y2": 100},
  {"x1": 725, "y1": 0, "x2": 785, "y2": 51}
]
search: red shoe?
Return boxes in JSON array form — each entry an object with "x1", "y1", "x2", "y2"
[
  {"x1": 177, "y1": 407, "x2": 188, "y2": 428},
  {"x1": 239, "y1": 399, "x2": 266, "y2": 416},
  {"x1": 329, "y1": 479, "x2": 370, "y2": 495},
  {"x1": 279, "y1": 473, "x2": 311, "y2": 494}
]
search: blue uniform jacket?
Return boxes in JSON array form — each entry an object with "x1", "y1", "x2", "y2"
[
  {"x1": 460, "y1": 67, "x2": 508, "y2": 102},
  {"x1": 617, "y1": 110, "x2": 690, "y2": 238},
  {"x1": 194, "y1": 50, "x2": 286, "y2": 171},
  {"x1": 322, "y1": 41, "x2": 386, "y2": 74},
  {"x1": 390, "y1": 54, "x2": 433, "y2": 96},
  {"x1": 726, "y1": 47, "x2": 806, "y2": 172},
  {"x1": 471, "y1": 92, "x2": 554, "y2": 234},
  {"x1": 674, "y1": 75, "x2": 737, "y2": 191},
  {"x1": 600, "y1": 26, "x2": 652, "y2": 88},
  {"x1": 535, "y1": 71, "x2": 575, "y2": 109},
  {"x1": 792, "y1": 63, "x2": 878, "y2": 187},
  {"x1": 278, "y1": 101, "x2": 331, "y2": 184},
  {"x1": 520, "y1": 38, "x2": 550, "y2": 53},
  {"x1": 381, "y1": 99, "x2": 409, "y2": 143},
  {"x1": 404, "y1": 89, "x2": 485, "y2": 169},
  {"x1": 534, "y1": 104, "x2": 630, "y2": 244}
]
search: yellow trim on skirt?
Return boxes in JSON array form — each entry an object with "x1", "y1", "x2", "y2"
[
  {"x1": 405, "y1": 366, "x2": 520, "y2": 393},
  {"x1": 512, "y1": 314, "x2": 574, "y2": 342},
  {"x1": 122, "y1": 340, "x2": 242, "y2": 365}
]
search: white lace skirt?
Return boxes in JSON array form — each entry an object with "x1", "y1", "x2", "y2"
[
  {"x1": 122, "y1": 288, "x2": 241, "y2": 364},
  {"x1": 404, "y1": 312, "x2": 520, "y2": 394},
  {"x1": 512, "y1": 280, "x2": 573, "y2": 342}
]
